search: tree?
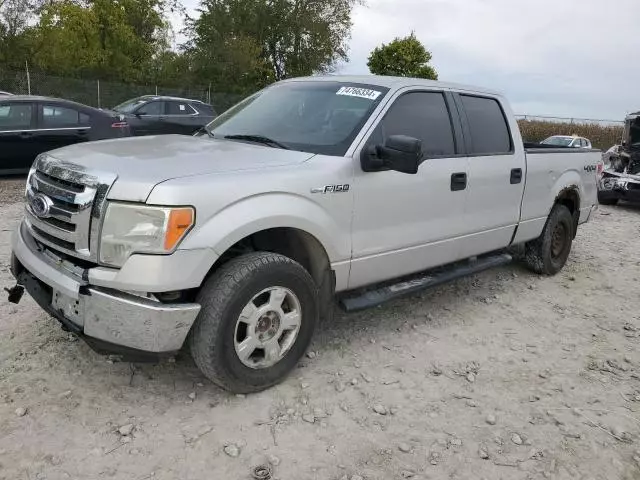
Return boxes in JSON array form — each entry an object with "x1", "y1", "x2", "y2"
[
  {"x1": 367, "y1": 33, "x2": 437, "y2": 80},
  {"x1": 186, "y1": 0, "x2": 360, "y2": 94},
  {"x1": 0, "y1": 0, "x2": 44, "y2": 67},
  {"x1": 27, "y1": 0, "x2": 179, "y2": 82}
]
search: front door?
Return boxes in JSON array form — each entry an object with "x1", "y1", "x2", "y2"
[
  {"x1": 349, "y1": 89, "x2": 470, "y2": 289},
  {"x1": 133, "y1": 100, "x2": 165, "y2": 135},
  {"x1": 0, "y1": 101, "x2": 37, "y2": 173}
]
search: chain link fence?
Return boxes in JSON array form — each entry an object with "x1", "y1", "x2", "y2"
[{"x1": 0, "y1": 67, "x2": 244, "y2": 112}]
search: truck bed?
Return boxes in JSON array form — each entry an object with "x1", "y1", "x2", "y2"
[{"x1": 512, "y1": 143, "x2": 600, "y2": 246}]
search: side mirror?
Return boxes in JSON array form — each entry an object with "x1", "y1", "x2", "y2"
[{"x1": 361, "y1": 135, "x2": 422, "y2": 174}]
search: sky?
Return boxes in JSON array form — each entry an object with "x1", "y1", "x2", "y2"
[{"x1": 175, "y1": 0, "x2": 640, "y2": 121}]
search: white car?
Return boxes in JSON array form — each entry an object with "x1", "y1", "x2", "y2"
[{"x1": 541, "y1": 135, "x2": 592, "y2": 149}]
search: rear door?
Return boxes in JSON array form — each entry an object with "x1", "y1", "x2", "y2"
[
  {"x1": 454, "y1": 93, "x2": 526, "y2": 258},
  {"x1": 163, "y1": 100, "x2": 199, "y2": 135},
  {"x1": 0, "y1": 101, "x2": 37, "y2": 173},
  {"x1": 34, "y1": 103, "x2": 91, "y2": 155},
  {"x1": 132, "y1": 100, "x2": 165, "y2": 135}
]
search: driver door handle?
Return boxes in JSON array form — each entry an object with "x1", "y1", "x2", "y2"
[{"x1": 451, "y1": 172, "x2": 467, "y2": 191}]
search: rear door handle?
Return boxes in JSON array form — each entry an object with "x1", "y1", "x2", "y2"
[
  {"x1": 18, "y1": 131, "x2": 33, "y2": 139},
  {"x1": 510, "y1": 168, "x2": 523, "y2": 184},
  {"x1": 451, "y1": 172, "x2": 467, "y2": 191}
]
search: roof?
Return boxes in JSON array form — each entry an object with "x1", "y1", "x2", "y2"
[
  {"x1": 132, "y1": 95, "x2": 208, "y2": 104},
  {"x1": 279, "y1": 75, "x2": 501, "y2": 96},
  {"x1": 0, "y1": 95, "x2": 105, "y2": 112}
]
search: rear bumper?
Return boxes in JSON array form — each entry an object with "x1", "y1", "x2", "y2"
[{"x1": 11, "y1": 223, "x2": 201, "y2": 357}]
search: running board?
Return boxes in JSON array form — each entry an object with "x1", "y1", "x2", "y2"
[{"x1": 338, "y1": 253, "x2": 512, "y2": 312}]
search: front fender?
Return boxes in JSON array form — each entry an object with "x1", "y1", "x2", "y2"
[{"x1": 179, "y1": 192, "x2": 350, "y2": 264}]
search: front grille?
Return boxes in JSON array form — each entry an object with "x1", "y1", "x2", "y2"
[{"x1": 24, "y1": 156, "x2": 117, "y2": 262}]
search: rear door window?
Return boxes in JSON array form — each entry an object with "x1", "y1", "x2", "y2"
[
  {"x1": 369, "y1": 91, "x2": 457, "y2": 157},
  {"x1": 0, "y1": 103, "x2": 33, "y2": 130},
  {"x1": 460, "y1": 95, "x2": 512, "y2": 155},
  {"x1": 42, "y1": 105, "x2": 84, "y2": 128},
  {"x1": 166, "y1": 101, "x2": 195, "y2": 115}
]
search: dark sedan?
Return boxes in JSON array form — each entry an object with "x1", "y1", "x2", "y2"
[
  {"x1": 113, "y1": 95, "x2": 216, "y2": 136},
  {"x1": 0, "y1": 96, "x2": 131, "y2": 174}
]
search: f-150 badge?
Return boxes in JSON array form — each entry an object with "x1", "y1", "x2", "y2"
[{"x1": 311, "y1": 184, "x2": 350, "y2": 194}]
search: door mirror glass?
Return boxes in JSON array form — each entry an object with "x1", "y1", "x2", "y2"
[{"x1": 362, "y1": 135, "x2": 422, "y2": 174}]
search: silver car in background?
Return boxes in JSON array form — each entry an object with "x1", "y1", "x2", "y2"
[{"x1": 541, "y1": 135, "x2": 592, "y2": 148}]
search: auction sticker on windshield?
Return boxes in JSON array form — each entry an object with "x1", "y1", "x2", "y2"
[{"x1": 336, "y1": 86, "x2": 382, "y2": 100}]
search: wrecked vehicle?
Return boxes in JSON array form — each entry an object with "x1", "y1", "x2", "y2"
[
  {"x1": 598, "y1": 112, "x2": 640, "y2": 205},
  {"x1": 8, "y1": 76, "x2": 600, "y2": 393}
]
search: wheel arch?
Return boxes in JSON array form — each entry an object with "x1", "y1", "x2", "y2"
[
  {"x1": 203, "y1": 226, "x2": 336, "y2": 321},
  {"x1": 553, "y1": 184, "x2": 581, "y2": 237}
]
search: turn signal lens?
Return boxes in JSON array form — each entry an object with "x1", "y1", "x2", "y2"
[{"x1": 165, "y1": 208, "x2": 195, "y2": 250}]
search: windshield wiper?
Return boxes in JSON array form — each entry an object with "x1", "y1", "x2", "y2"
[{"x1": 224, "y1": 134, "x2": 290, "y2": 150}]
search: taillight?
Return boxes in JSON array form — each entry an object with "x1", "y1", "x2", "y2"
[
  {"x1": 596, "y1": 162, "x2": 604, "y2": 175},
  {"x1": 111, "y1": 121, "x2": 128, "y2": 128}
]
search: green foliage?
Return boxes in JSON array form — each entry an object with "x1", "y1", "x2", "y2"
[
  {"x1": 518, "y1": 119, "x2": 623, "y2": 150},
  {"x1": 187, "y1": 0, "x2": 358, "y2": 94},
  {"x1": 0, "y1": 0, "x2": 360, "y2": 97},
  {"x1": 30, "y1": 0, "x2": 173, "y2": 82},
  {"x1": 367, "y1": 32, "x2": 437, "y2": 80}
]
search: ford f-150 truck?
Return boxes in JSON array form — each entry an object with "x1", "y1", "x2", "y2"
[{"x1": 7, "y1": 76, "x2": 600, "y2": 393}]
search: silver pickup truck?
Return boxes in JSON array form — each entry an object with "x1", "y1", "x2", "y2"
[{"x1": 8, "y1": 76, "x2": 599, "y2": 393}]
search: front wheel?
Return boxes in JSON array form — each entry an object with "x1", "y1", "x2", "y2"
[
  {"x1": 522, "y1": 204, "x2": 574, "y2": 275},
  {"x1": 190, "y1": 252, "x2": 319, "y2": 393}
]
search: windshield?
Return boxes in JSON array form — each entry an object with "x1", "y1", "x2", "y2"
[
  {"x1": 541, "y1": 136, "x2": 573, "y2": 146},
  {"x1": 113, "y1": 98, "x2": 148, "y2": 113},
  {"x1": 206, "y1": 81, "x2": 389, "y2": 155}
]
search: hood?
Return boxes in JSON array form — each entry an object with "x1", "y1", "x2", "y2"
[{"x1": 47, "y1": 135, "x2": 315, "y2": 202}]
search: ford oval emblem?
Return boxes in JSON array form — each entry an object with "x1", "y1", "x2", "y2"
[{"x1": 30, "y1": 193, "x2": 54, "y2": 219}]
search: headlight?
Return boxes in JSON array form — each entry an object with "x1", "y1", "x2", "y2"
[{"x1": 99, "y1": 202, "x2": 195, "y2": 267}]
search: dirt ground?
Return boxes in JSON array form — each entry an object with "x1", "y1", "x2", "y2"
[{"x1": 1, "y1": 177, "x2": 640, "y2": 480}]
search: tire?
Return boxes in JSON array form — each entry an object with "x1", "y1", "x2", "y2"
[
  {"x1": 597, "y1": 192, "x2": 618, "y2": 206},
  {"x1": 523, "y1": 204, "x2": 574, "y2": 275},
  {"x1": 190, "y1": 252, "x2": 319, "y2": 393}
]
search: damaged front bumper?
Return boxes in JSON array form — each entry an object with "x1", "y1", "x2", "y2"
[
  {"x1": 10, "y1": 222, "x2": 201, "y2": 361},
  {"x1": 598, "y1": 172, "x2": 640, "y2": 203}
]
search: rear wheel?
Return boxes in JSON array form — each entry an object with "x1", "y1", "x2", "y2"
[
  {"x1": 523, "y1": 204, "x2": 574, "y2": 275},
  {"x1": 190, "y1": 252, "x2": 318, "y2": 393}
]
